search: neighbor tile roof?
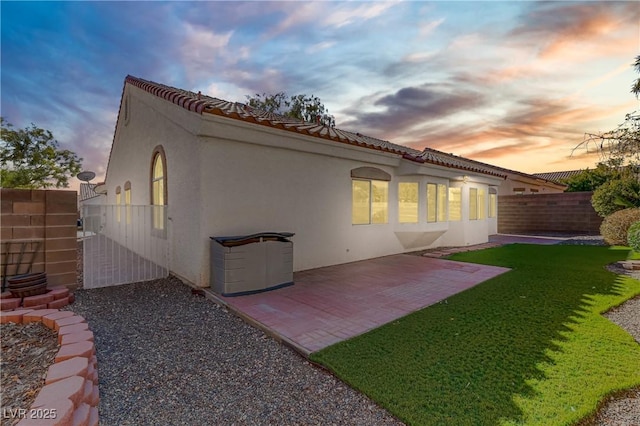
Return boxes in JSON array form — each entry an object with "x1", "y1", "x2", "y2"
[
  {"x1": 79, "y1": 183, "x2": 100, "y2": 201},
  {"x1": 533, "y1": 170, "x2": 584, "y2": 183},
  {"x1": 123, "y1": 75, "x2": 508, "y2": 179}
]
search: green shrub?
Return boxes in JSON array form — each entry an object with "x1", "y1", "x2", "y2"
[
  {"x1": 591, "y1": 178, "x2": 640, "y2": 217},
  {"x1": 628, "y1": 221, "x2": 640, "y2": 252},
  {"x1": 600, "y1": 208, "x2": 640, "y2": 245}
]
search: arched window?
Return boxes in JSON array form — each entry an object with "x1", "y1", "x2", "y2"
[
  {"x1": 124, "y1": 181, "x2": 132, "y2": 225},
  {"x1": 115, "y1": 186, "x2": 122, "y2": 222},
  {"x1": 151, "y1": 146, "x2": 167, "y2": 231}
]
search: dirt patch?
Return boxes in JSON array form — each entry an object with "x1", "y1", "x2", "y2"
[{"x1": 0, "y1": 322, "x2": 59, "y2": 426}]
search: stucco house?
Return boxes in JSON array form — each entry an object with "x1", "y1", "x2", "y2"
[{"x1": 102, "y1": 75, "x2": 513, "y2": 288}]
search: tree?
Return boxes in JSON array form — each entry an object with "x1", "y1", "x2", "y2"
[
  {"x1": 591, "y1": 177, "x2": 640, "y2": 217},
  {"x1": 246, "y1": 92, "x2": 335, "y2": 127},
  {"x1": 632, "y1": 55, "x2": 640, "y2": 98},
  {"x1": 573, "y1": 56, "x2": 640, "y2": 167},
  {"x1": 573, "y1": 112, "x2": 640, "y2": 168},
  {"x1": 570, "y1": 56, "x2": 640, "y2": 217},
  {"x1": 562, "y1": 162, "x2": 617, "y2": 192},
  {"x1": 1, "y1": 118, "x2": 82, "y2": 189}
]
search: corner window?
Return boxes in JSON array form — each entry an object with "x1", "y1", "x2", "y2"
[
  {"x1": 427, "y1": 183, "x2": 447, "y2": 222},
  {"x1": 448, "y1": 187, "x2": 461, "y2": 221},
  {"x1": 398, "y1": 182, "x2": 419, "y2": 223},
  {"x1": 352, "y1": 179, "x2": 388, "y2": 225},
  {"x1": 151, "y1": 147, "x2": 167, "y2": 231}
]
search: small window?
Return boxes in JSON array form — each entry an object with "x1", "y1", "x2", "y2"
[
  {"x1": 398, "y1": 182, "x2": 419, "y2": 223},
  {"x1": 124, "y1": 181, "x2": 131, "y2": 225},
  {"x1": 469, "y1": 188, "x2": 478, "y2": 220},
  {"x1": 352, "y1": 179, "x2": 388, "y2": 225},
  {"x1": 448, "y1": 187, "x2": 461, "y2": 221},
  {"x1": 115, "y1": 186, "x2": 122, "y2": 223},
  {"x1": 530, "y1": 188, "x2": 539, "y2": 194},
  {"x1": 513, "y1": 187, "x2": 525, "y2": 195}
]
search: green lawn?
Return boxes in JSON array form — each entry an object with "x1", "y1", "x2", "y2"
[{"x1": 310, "y1": 244, "x2": 640, "y2": 426}]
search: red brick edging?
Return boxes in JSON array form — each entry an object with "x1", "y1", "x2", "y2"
[
  {"x1": 0, "y1": 309, "x2": 99, "y2": 426},
  {"x1": 1, "y1": 286, "x2": 75, "y2": 311}
]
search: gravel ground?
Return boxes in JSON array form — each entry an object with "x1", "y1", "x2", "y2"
[{"x1": 67, "y1": 277, "x2": 401, "y2": 425}]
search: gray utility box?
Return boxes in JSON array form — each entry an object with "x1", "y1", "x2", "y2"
[{"x1": 210, "y1": 232, "x2": 294, "y2": 296}]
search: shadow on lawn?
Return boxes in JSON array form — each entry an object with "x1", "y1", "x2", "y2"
[{"x1": 311, "y1": 245, "x2": 637, "y2": 425}]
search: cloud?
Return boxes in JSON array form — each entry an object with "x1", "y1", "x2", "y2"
[
  {"x1": 341, "y1": 83, "x2": 487, "y2": 138},
  {"x1": 180, "y1": 23, "x2": 234, "y2": 80},
  {"x1": 323, "y1": 1, "x2": 400, "y2": 28},
  {"x1": 306, "y1": 41, "x2": 336, "y2": 54},
  {"x1": 511, "y1": 2, "x2": 639, "y2": 62},
  {"x1": 419, "y1": 18, "x2": 445, "y2": 37},
  {"x1": 269, "y1": 1, "x2": 399, "y2": 35}
]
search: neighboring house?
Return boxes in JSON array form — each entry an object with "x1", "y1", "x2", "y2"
[
  {"x1": 79, "y1": 183, "x2": 105, "y2": 207},
  {"x1": 78, "y1": 182, "x2": 106, "y2": 232},
  {"x1": 533, "y1": 170, "x2": 585, "y2": 186},
  {"x1": 103, "y1": 75, "x2": 512, "y2": 288}
]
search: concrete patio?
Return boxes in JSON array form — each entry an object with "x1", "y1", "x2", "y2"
[{"x1": 215, "y1": 253, "x2": 510, "y2": 356}]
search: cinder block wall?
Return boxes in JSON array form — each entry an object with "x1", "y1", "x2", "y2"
[
  {"x1": 498, "y1": 192, "x2": 602, "y2": 235},
  {"x1": 1, "y1": 189, "x2": 78, "y2": 289}
]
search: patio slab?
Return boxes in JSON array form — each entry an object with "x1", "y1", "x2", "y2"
[{"x1": 217, "y1": 254, "x2": 509, "y2": 356}]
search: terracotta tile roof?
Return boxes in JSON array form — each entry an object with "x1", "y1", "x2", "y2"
[
  {"x1": 416, "y1": 149, "x2": 568, "y2": 186},
  {"x1": 533, "y1": 170, "x2": 584, "y2": 183},
  {"x1": 122, "y1": 75, "x2": 507, "y2": 179}
]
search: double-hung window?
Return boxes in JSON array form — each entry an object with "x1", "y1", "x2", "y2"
[
  {"x1": 352, "y1": 180, "x2": 388, "y2": 224},
  {"x1": 351, "y1": 167, "x2": 390, "y2": 225}
]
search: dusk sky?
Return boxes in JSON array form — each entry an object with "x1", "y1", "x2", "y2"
[{"x1": 2, "y1": 1, "x2": 638, "y2": 190}]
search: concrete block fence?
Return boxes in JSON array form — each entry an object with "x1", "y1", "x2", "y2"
[
  {"x1": 0, "y1": 308, "x2": 99, "y2": 426},
  {"x1": 1, "y1": 189, "x2": 78, "y2": 290},
  {"x1": 498, "y1": 191, "x2": 602, "y2": 235}
]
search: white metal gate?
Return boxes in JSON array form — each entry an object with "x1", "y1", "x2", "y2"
[{"x1": 81, "y1": 204, "x2": 169, "y2": 289}]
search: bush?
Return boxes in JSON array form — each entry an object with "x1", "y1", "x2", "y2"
[
  {"x1": 600, "y1": 208, "x2": 640, "y2": 245},
  {"x1": 591, "y1": 178, "x2": 640, "y2": 217},
  {"x1": 628, "y1": 221, "x2": 640, "y2": 252}
]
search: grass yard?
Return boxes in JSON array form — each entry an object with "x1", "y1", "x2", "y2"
[{"x1": 310, "y1": 244, "x2": 640, "y2": 426}]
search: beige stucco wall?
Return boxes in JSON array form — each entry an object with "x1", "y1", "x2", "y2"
[
  {"x1": 500, "y1": 173, "x2": 565, "y2": 195},
  {"x1": 105, "y1": 84, "x2": 503, "y2": 287}
]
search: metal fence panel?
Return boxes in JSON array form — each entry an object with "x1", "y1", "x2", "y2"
[{"x1": 82, "y1": 204, "x2": 169, "y2": 289}]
